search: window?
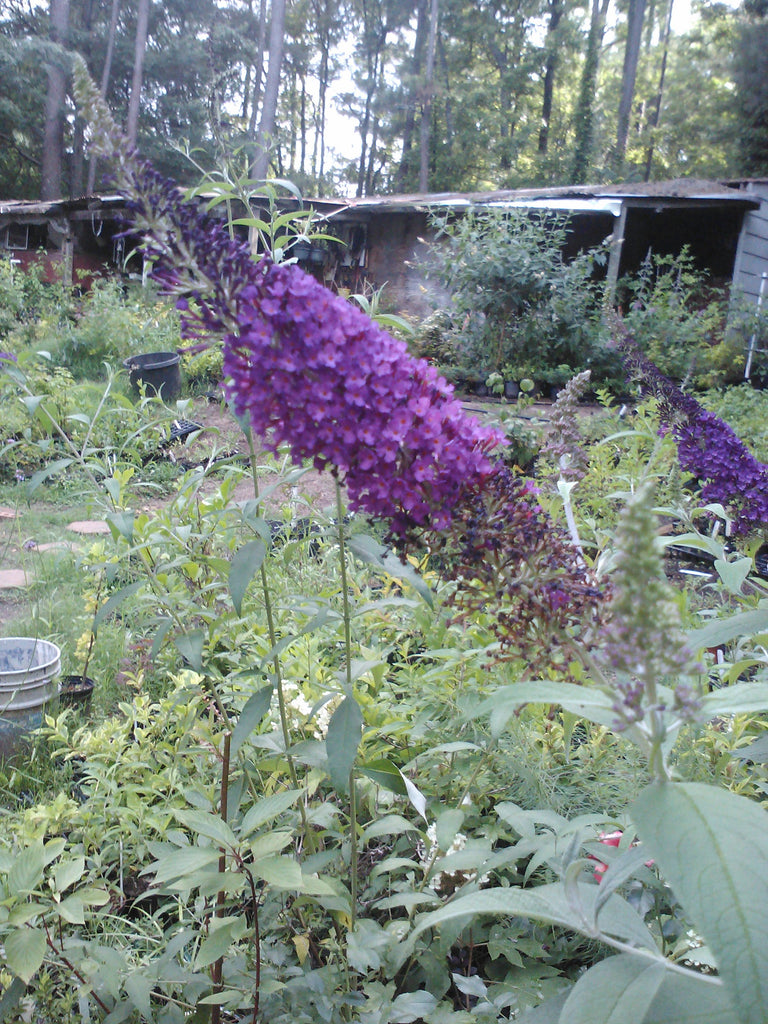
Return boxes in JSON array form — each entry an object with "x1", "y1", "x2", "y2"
[{"x1": 3, "y1": 224, "x2": 29, "y2": 250}]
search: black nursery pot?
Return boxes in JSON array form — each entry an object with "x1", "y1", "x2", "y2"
[
  {"x1": 59, "y1": 675, "x2": 95, "y2": 710},
  {"x1": 124, "y1": 352, "x2": 182, "y2": 401}
]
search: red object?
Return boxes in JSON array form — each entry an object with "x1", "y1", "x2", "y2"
[{"x1": 590, "y1": 830, "x2": 624, "y2": 882}]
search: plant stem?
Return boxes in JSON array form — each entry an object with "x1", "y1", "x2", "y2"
[
  {"x1": 211, "y1": 730, "x2": 231, "y2": 1024},
  {"x1": 246, "y1": 432, "x2": 316, "y2": 854},
  {"x1": 335, "y1": 482, "x2": 353, "y2": 690},
  {"x1": 336, "y1": 482, "x2": 359, "y2": 971}
]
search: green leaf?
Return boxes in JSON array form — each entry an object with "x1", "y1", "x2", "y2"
[
  {"x1": 0, "y1": 976, "x2": 26, "y2": 1019},
  {"x1": 174, "y1": 809, "x2": 237, "y2": 849},
  {"x1": 8, "y1": 842, "x2": 45, "y2": 894},
  {"x1": 53, "y1": 855, "x2": 85, "y2": 893},
  {"x1": 560, "y1": 954, "x2": 665, "y2": 1023},
  {"x1": 5, "y1": 927, "x2": 46, "y2": 983},
  {"x1": 251, "y1": 855, "x2": 303, "y2": 888},
  {"x1": 687, "y1": 609, "x2": 768, "y2": 651},
  {"x1": 404, "y1": 883, "x2": 656, "y2": 955},
  {"x1": 359, "y1": 758, "x2": 408, "y2": 795},
  {"x1": 27, "y1": 457, "x2": 73, "y2": 494},
  {"x1": 388, "y1": 991, "x2": 438, "y2": 1022},
  {"x1": 106, "y1": 511, "x2": 134, "y2": 543},
  {"x1": 150, "y1": 847, "x2": 221, "y2": 886},
  {"x1": 699, "y1": 682, "x2": 768, "y2": 717},
  {"x1": 516, "y1": 991, "x2": 570, "y2": 1022},
  {"x1": 645, "y1": 969, "x2": 738, "y2": 1023},
  {"x1": 325, "y1": 695, "x2": 362, "y2": 793},
  {"x1": 347, "y1": 534, "x2": 434, "y2": 607},
  {"x1": 55, "y1": 895, "x2": 86, "y2": 925},
  {"x1": 436, "y1": 809, "x2": 466, "y2": 852},
  {"x1": 175, "y1": 629, "x2": 205, "y2": 673},
  {"x1": 229, "y1": 539, "x2": 267, "y2": 616},
  {"x1": 124, "y1": 973, "x2": 154, "y2": 1019},
  {"x1": 194, "y1": 915, "x2": 249, "y2": 969},
  {"x1": 714, "y1": 557, "x2": 753, "y2": 595},
  {"x1": 478, "y1": 682, "x2": 616, "y2": 737},
  {"x1": 631, "y1": 782, "x2": 768, "y2": 1024},
  {"x1": 238, "y1": 789, "x2": 302, "y2": 837},
  {"x1": 93, "y1": 580, "x2": 144, "y2": 630},
  {"x1": 230, "y1": 683, "x2": 274, "y2": 756}
]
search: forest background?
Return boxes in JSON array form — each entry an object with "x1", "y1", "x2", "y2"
[{"x1": 1, "y1": 0, "x2": 768, "y2": 204}]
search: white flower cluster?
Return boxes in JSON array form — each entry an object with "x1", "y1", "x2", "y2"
[
  {"x1": 275, "y1": 682, "x2": 339, "y2": 738},
  {"x1": 418, "y1": 823, "x2": 486, "y2": 895}
]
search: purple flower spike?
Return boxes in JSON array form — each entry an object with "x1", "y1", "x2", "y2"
[
  {"x1": 616, "y1": 327, "x2": 768, "y2": 535},
  {"x1": 222, "y1": 258, "x2": 504, "y2": 536}
]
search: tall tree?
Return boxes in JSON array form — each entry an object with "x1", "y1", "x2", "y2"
[
  {"x1": 613, "y1": 0, "x2": 647, "y2": 175},
  {"x1": 394, "y1": 0, "x2": 428, "y2": 192},
  {"x1": 41, "y1": 0, "x2": 69, "y2": 200},
  {"x1": 735, "y1": 0, "x2": 768, "y2": 174},
  {"x1": 86, "y1": 0, "x2": 121, "y2": 192},
  {"x1": 571, "y1": 0, "x2": 610, "y2": 180},
  {"x1": 126, "y1": 0, "x2": 150, "y2": 146},
  {"x1": 419, "y1": 0, "x2": 439, "y2": 190},
  {"x1": 537, "y1": 0, "x2": 564, "y2": 154},
  {"x1": 642, "y1": 0, "x2": 673, "y2": 179},
  {"x1": 251, "y1": 0, "x2": 287, "y2": 181}
]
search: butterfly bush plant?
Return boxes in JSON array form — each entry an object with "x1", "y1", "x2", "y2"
[{"x1": 0, "y1": 56, "x2": 766, "y2": 1024}]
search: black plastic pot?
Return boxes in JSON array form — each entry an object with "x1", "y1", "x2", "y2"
[
  {"x1": 124, "y1": 352, "x2": 182, "y2": 401},
  {"x1": 59, "y1": 675, "x2": 95, "y2": 710}
]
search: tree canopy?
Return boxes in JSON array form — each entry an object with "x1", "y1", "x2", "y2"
[{"x1": 0, "y1": 0, "x2": 760, "y2": 200}]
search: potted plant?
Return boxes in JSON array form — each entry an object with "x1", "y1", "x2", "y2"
[
  {"x1": 60, "y1": 570, "x2": 102, "y2": 709},
  {"x1": 542, "y1": 363, "x2": 574, "y2": 400}
]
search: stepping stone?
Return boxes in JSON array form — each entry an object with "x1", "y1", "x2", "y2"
[
  {"x1": 66, "y1": 520, "x2": 110, "y2": 535},
  {"x1": 0, "y1": 507, "x2": 18, "y2": 520},
  {"x1": 35, "y1": 541, "x2": 79, "y2": 553},
  {"x1": 0, "y1": 569, "x2": 31, "y2": 589}
]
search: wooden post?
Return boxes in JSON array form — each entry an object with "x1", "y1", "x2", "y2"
[{"x1": 605, "y1": 203, "x2": 627, "y2": 305}]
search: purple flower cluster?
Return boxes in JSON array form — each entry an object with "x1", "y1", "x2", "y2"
[
  {"x1": 617, "y1": 331, "x2": 768, "y2": 535},
  {"x1": 223, "y1": 260, "x2": 504, "y2": 535},
  {"x1": 423, "y1": 465, "x2": 606, "y2": 669}
]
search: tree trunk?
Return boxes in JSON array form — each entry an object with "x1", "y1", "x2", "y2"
[
  {"x1": 86, "y1": 0, "x2": 120, "y2": 193},
  {"x1": 418, "y1": 0, "x2": 439, "y2": 191},
  {"x1": 643, "y1": 0, "x2": 674, "y2": 180},
  {"x1": 251, "y1": 0, "x2": 287, "y2": 183},
  {"x1": 613, "y1": 0, "x2": 646, "y2": 176},
  {"x1": 41, "y1": 0, "x2": 70, "y2": 201},
  {"x1": 395, "y1": 0, "x2": 428, "y2": 192},
  {"x1": 538, "y1": 0, "x2": 563, "y2": 155},
  {"x1": 126, "y1": 0, "x2": 150, "y2": 146},
  {"x1": 571, "y1": 0, "x2": 610, "y2": 181},
  {"x1": 247, "y1": 0, "x2": 269, "y2": 137}
]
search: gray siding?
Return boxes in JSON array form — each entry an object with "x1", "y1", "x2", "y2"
[{"x1": 732, "y1": 182, "x2": 768, "y2": 306}]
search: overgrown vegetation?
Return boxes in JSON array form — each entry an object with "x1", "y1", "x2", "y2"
[{"x1": 1, "y1": 211, "x2": 768, "y2": 1023}]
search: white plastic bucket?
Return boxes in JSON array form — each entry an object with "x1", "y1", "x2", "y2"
[{"x1": 0, "y1": 637, "x2": 61, "y2": 758}]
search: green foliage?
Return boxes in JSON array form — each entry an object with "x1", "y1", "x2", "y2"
[
  {"x1": 698, "y1": 384, "x2": 768, "y2": 463},
  {"x1": 2, "y1": 324, "x2": 768, "y2": 1022},
  {"x1": 53, "y1": 280, "x2": 182, "y2": 381},
  {"x1": 618, "y1": 249, "x2": 741, "y2": 388},
  {"x1": 181, "y1": 345, "x2": 224, "y2": 393},
  {"x1": 430, "y1": 208, "x2": 611, "y2": 382}
]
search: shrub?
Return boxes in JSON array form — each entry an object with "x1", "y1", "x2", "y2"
[
  {"x1": 429, "y1": 207, "x2": 609, "y2": 380},
  {"x1": 618, "y1": 248, "x2": 743, "y2": 388}
]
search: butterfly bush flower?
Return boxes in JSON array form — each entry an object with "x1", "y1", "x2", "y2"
[
  {"x1": 74, "y1": 58, "x2": 605, "y2": 659},
  {"x1": 598, "y1": 484, "x2": 700, "y2": 732},
  {"x1": 540, "y1": 369, "x2": 592, "y2": 482},
  {"x1": 616, "y1": 328, "x2": 768, "y2": 535}
]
